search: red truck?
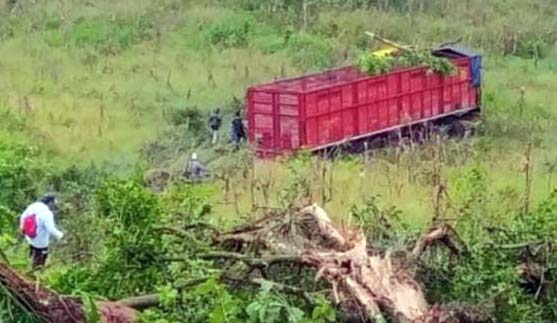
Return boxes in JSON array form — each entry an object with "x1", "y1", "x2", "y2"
[{"x1": 247, "y1": 46, "x2": 482, "y2": 156}]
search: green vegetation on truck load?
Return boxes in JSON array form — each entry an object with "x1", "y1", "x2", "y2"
[{"x1": 358, "y1": 48, "x2": 456, "y2": 76}]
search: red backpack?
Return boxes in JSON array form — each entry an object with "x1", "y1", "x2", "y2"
[{"x1": 22, "y1": 214, "x2": 38, "y2": 238}]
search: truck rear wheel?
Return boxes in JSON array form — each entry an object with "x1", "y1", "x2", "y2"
[
  {"x1": 438, "y1": 117, "x2": 466, "y2": 139},
  {"x1": 448, "y1": 119, "x2": 466, "y2": 138}
]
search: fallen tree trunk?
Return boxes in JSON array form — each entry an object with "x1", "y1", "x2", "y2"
[
  {"x1": 0, "y1": 262, "x2": 137, "y2": 323},
  {"x1": 118, "y1": 295, "x2": 160, "y2": 311}
]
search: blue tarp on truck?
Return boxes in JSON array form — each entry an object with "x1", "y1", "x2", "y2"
[{"x1": 434, "y1": 45, "x2": 482, "y2": 87}]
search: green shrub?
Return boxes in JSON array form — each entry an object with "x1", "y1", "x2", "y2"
[
  {"x1": 94, "y1": 177, "x2": 159, "y2": 227},
  {"x1": 72, "y1": 19, "x2": 111, "y2": 48},
  {"x1": 44, "y1": 29, "x2": 65, "y2": 47},
  {"x1": 0, "y1": 140, "x2": 49, "y2": 211},
  {"x1": 0, "y1": 17, "x2": 17, "y2": 39},
  {"x1": 43, "y1": 15, "x2": 64, "y2": 31},
  {"x1": 251, "y1": 25, "x2": 288, "y2": 54},
  {"x1": 246, "y1": 282, "x2": 305, "y2": 323},
  {"x1": 164, "y1": 105, "x2": 206, "y2": 137},
  {"x1": 286, "y1": 32, "x2": 335, "y2": 69},
  {"x1": 205, "y1": 16, "x2": 255, "y2": 48},
  {"x1": 516, "y1": 36, "x2": 550, "y2": 60},
  {"x1": 180, "y1": 278, "x2": 246, "y2": 323},
  {"x1": 68, "y1": 16, "x2": 154, "y2": 53},
  {"x1": 90, "y1": 177, "x2": 166, "y2": 298}
]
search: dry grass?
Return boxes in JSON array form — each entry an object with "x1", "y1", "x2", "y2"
[{"x1": 211, "y1": 140, "x2": 555, "y2": 228}]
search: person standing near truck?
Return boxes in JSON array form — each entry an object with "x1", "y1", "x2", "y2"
[
  {"x1": 19, "y1": 194, "x2": 64, "y2": 270},
  {"x1": 230, "y1": 111, "x2": 247, "y2": 149},
  {"x1": 208, "y1": 108, "x2": 222, "y2": 145}
]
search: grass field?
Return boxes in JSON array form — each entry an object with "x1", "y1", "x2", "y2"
[
  {"x1": 0, "y1": 0, "x2": 553, "y2": 159},
  {"x1": 2, "y1": 0, "x2": 557, "y2": 221}
]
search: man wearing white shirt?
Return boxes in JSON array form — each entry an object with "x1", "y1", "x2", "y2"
[{"x1": 19, "y1": 194, "x2": 64, "y2": 269}]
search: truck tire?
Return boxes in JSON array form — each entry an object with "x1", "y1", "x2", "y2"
[{"x1": 449, "y1": 119, "x2": 466, "y2": 138}]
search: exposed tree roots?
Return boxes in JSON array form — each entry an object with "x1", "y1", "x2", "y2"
[{"x1": 212, "y1": 204, "x2": 491, "y2": 323}]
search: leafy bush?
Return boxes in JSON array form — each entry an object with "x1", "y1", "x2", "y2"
[
  {"x1": 95, "y1": 176, "x2": 159, "y2": 230},
  {"x1": 419, "y1": 168, "x2": 557, "y2": 323},
  {"x1": 68, "y1": 16, "x2": 155, "y2": 53},
  {"x1": 250, "y1": 24, "x2": 289, "y2": 54},
  {"x1": 71, "y1": 19, "x2": 112, "y2": 47},
  {"x1": 0, "y1": 140, "x2": 49, "y2": 211},
  {"x1": 90, "y1": 177, "x2": 167, "y2": 298},
  {"x1": 162, "y1": 183, "x2": 213, "y2": 224},
  {"x1": 516, "y1": 36, "x2": 550, "y2": 60},
  {"x1": 44, "y1": 29, "x2": 65, "y2": 47},
  {"x1": 0, "y1": 16, "x2": 17, "y2": 39},
  {"x1": 246, "y1": 284, "x2": 305, "y2": 323},
  {"x1": 286, "y1": 33, "x2": 335, "y2": 69},
  {"x1": 48, "y1": 164, "x2": 104, "y2": 210},
  {"x1": 205, "y1": 16, "x2": 255, "y2": 48},
  {"x1": 45, "y1": 165, "x2": 107, "y2": 262},
  {"x1": 165, "y1": 105, "x2": 205, "y2": 130},
  {"x1": 349, "y1": 195, "x2": 407, "y2": 244},
  {"x1": 183, "y1": 278, "x2": 246, "y2": 323},
  {"x1": 42, "y1": 15, "x2": 64, "y2": 31}
]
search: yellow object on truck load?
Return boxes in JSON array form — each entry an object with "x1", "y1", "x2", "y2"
[
  {"x1": 365, "y1": 32, "x2": 409, "y2": 60},
  {"x1": 372, "y1": 47, "x2": 398, "y2": 58}
]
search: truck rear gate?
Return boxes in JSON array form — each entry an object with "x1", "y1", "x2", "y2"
[{"x1": 247, "y1": 46, "x2": 482, "y2": 156}]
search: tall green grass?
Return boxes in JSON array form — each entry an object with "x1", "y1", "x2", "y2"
[
  {"x1": 0, "y1": 2, "x2": 302, "y2": 164},
  {"x1": 1, "y1": 0, "x2": 554, "y2": 163}
]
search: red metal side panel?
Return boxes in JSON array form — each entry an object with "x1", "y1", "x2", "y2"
[
  {"x1": 306, "y1": 117, "x2": 318, "y2": 146},
  {"x1": 370, "y1": 103, "x2": 380, "y2": 132},
  {"x1": 387, "y1": 99, "x2": 398, "y2": 127},
  {"x1": 248, "y1": 57, "x2": 479, "y2": 155},
  {"x1": 342, "y1": 109, "x2": 355, "y2": 137},
  {"x1": 357, "y1": 104, "x2": 367, "y2": 134},
  {"x1": 400, "y1": 95, "x2": 411, "y2": 124},
  {"x1": 409, "y1": 70, "x2": 424, "y2": 121},
  {"x1": 279, "y1": 93, "x2": 300, "y2": 151},
  {"x1": 440, "y1": 60, "x2": 472, "y2": 114},
  {"x1": 248, "y1": 90, "x2": 302, "y2": 156},
  {"x1": 378, "y1": 100, "x2": 389, "y2": 129},
  {"x1": 329, "y1": 90, "x2": 343, "y2": 141},
  {"x1": 459, "y1": 62, "x2": 472, "y2": 108},
  {"x1": 317, "y1": 114, "x2": 331, "y2": 145},
  {"x1": 342, "y1": 84, "x2": 357, "y2": 137},
  {"x1": 306, "y1": 89, "x2": 334, "y2": 146},
  {"x1": 423, "y1": 90, "x2": 432, "y2": 118},
  {"x1": 427, "y1": 73, "x2": 442, "y2": 117},
  {"x1": 248, "y1": 90, "x2": 274, "y2": 153}
]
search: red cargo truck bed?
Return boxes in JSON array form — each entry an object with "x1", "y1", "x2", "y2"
[{"x1": 247, "y1": 46, "x2": 482, "y2": 156}]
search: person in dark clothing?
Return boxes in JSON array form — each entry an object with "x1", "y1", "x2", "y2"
[
  {"x1": 230, "y1": 111, "x2": 246, "y2": 148},
  {"x1": 208, "y1": 109, "x2": 222, "y2": 145}
]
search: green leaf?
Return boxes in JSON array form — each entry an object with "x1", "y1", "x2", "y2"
[
  {"x1": 80, "y1": 292, "x2": 101, "y2": 323},
  {"x1": 286, "y1": 307, "x2": 305, "y2": 323},
  {"x1": 246, "y1": 302, "x2": 262, "y2": 322}
]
